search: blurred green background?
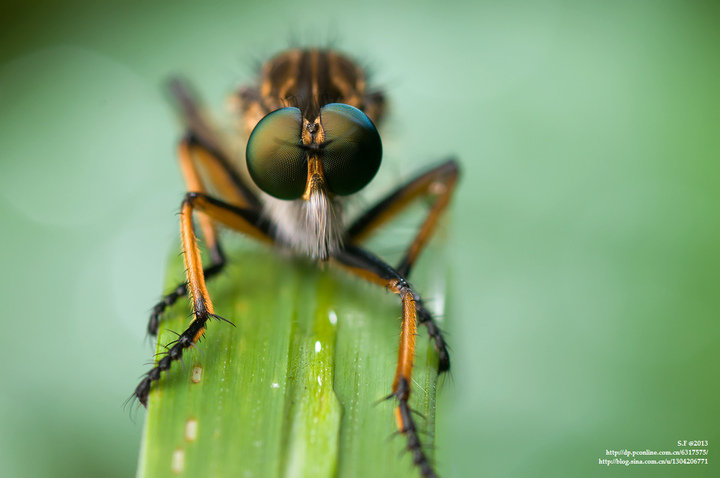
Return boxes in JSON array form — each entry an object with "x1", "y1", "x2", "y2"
[{"x1": 1, "y1": 0, "x2": 718, "y2": 477}]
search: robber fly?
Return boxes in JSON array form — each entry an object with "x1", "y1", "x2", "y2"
[{"x1": 132, "y1": 48, "x2": 459, "y2": 478}]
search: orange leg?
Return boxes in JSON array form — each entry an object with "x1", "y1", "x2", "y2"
[
  {"x1": 168, "y1": 77, "x2": 261, "y2": 210},
  {"x1": 346, "y1": 159, "x2": 459, "y2": 372},
  {"x1": 137, "y1": 81, "x2": 274, "y2": 403},
  {"x1": 147, "y1": 134, "x2": 263, "y2": 335},
  {"x1": 347, "y1": 159, "x2": 458, "y2": 277},
  {"x1": 134, "y1": 192, "x2": 273, "y2": 406},
  {"x1": 147, "y1": 78, "x2": 261, "y2": 335},
  {"x1": 335, "y1": 245, "x2": 440, "y2": 478}
]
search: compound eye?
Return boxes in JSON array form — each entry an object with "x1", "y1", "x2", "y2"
[
  {"x1": 320, "y1": 103, "x2": 382, "y2": 196},
  {"x1": 246, "y1": 107, "x2": 307, "y2": 200}
]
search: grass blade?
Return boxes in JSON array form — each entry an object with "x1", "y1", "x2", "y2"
[{"x1": 137, "y1": 239, "x2": 446, "y2": 477}]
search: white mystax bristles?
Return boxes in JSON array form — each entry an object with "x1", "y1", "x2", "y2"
[{"x1": 263, "y1": 189, "x2": 344, "y2": 260}]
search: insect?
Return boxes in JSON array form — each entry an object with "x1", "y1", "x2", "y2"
[{"x1": 133, "y1": 48, "x2": 459, "y2": 478}]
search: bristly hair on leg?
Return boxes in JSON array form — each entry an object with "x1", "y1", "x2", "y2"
[{"x1": 394, "y1": 378, "x2": 439, "y2": 478}]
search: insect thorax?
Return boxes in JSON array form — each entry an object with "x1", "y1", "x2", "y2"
[{"x1": 234, "y1": 49, "x2": 385, "y2": 136}]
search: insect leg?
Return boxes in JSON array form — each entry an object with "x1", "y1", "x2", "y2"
[
  {"x1": 135, "y1": 193, "x2": 273, "y2": 406},
  {"x1": 135, "y1": 196, "x2": 224, "y2": 407},
  {"x1": 346, "y1": 159, "x2": 459, "y2": 372},
  {"x1": 168, "y1": 78, "x2": 262, "y2": 210},
  {"x1": 346, "y1": 159, "x2": 459, "y2": 275},
  {"x1": 147, "y1": 134, "x2": 263, "y2": 335},
  {"x1": 147, "y1": 247, "x2": 225, "y2": 336},
  {"x1": 334, "y1": 245, "x2": 439, "y2": 478}
]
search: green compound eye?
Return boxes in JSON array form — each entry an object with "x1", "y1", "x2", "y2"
[
  {"x1": 320, "y1": 103, "x2": 382, "y2": 196},
  {"x1": 246, "y1": 107, "x2": 307, "y2": 200}
]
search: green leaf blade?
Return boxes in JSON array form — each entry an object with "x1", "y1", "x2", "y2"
[{"x1": 137, "y1": 240, "x2": 445, "y2": 478}]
